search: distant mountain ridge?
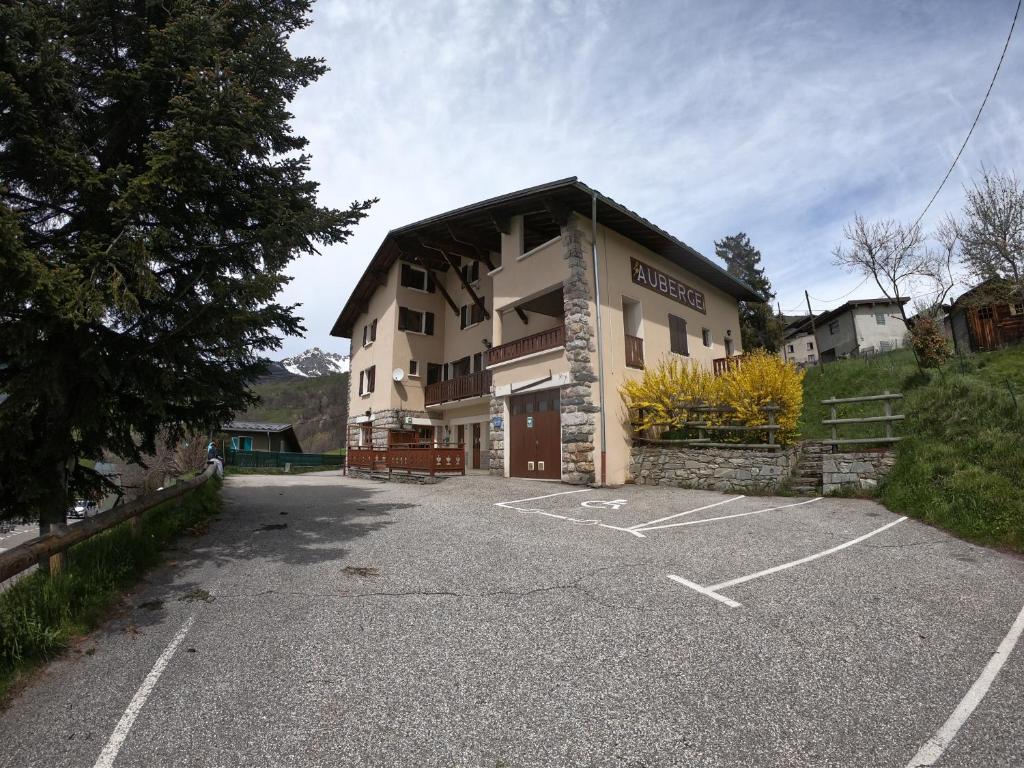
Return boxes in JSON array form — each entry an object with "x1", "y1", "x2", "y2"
[{"x1": 261, "y1": 347, "x2": 350, "y2": 380}]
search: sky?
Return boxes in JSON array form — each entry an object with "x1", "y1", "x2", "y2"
[{"x1": 277, "y1": 0, "x2": 1024, "y2": 359}]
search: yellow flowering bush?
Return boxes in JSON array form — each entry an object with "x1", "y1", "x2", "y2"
[
  {"x1": 620, "y1": 350, "x2": 804, "y2": 444},
  {"x1": 619, "y1": 358, "x2": 717, "y2": 434},
  {"x1": 717, "y1": 350, "x2": 805, "y2": 443}
]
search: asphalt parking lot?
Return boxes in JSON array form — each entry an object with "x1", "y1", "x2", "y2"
[{"x1": 1, "y1": 472, "x2": 1022, "y2": 767}]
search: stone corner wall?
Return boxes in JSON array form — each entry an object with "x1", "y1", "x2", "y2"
[
  {"x1": 822, "y1": 450, "x2": 896, "y2": 494},
  {"x1": 487, "y1": 395, "x2": 504, "y2": 475},
  {"x1": 560, "y1": 223, "x2": 598, "y2": 485},
  {"x1": 629, "y1": 442, "x2": 800, "y2": 493}
]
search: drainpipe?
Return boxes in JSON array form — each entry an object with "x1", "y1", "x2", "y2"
[{"x1": 591, "y1": 193, "x2": 607, "y2": 486}]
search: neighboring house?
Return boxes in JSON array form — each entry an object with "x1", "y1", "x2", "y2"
[
  {"x1": 779, "y1": 315, "x2": 818, "y2": 365},
  {"x1": 948, "y1": 280, "x2": 1024, "y2": 352},
  {"x1": 222, "y1": 421, "x2": 303, "y2": 453},
  {"x1": 813, "y1": 298, "x2": 910, "y2": 362},
  {"x1": 330, "y1": 177, "x2": 759, "y2": 486}
]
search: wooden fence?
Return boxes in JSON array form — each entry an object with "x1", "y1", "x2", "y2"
[
  {"x1": 347, "y1": 443, "x2": 466, "y2": 476},
  {"x1": 0, "y1": 464, "x2": 217, "y2": 584},
  {"x1": 821, "y1": 391, "x2": 903, "y2": 446},
  {"x1": 638, "y1": 403, "x2": 783, "y2": 450}
]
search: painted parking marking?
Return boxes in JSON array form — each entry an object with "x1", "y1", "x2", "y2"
[
  {"x1": 628, "y1": 495, "x2": 744, "y2": 530},
  {"x1": 667, "y1": 516, "x2": 907, "y2": 608},
  {"x1": 905, "y1": 601, "x2": 1024, "y2": 767},
  {"x1": 640, "y1": 497, "x2": 823, "y2": 532},
  {"x1": 93, "y1": 615, "x2": 196, "y2": 768},
  {"x1": 581, "y1": 499, "x2": 627, "y2": 510}
]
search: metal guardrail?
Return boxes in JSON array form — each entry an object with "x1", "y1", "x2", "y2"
[{"x1": 0, "y1": 464, "x2": 217, "y2": 584}]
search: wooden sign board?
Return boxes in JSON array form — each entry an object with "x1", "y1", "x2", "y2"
[{"x1": 630, "y1": 258, "x2": 706, "y2": 314}]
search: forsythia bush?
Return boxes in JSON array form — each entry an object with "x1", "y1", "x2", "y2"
[
  {"x1": 620, "y1": 350, "x2": 805, "y2": 444},
  {"x1": 717, "y1": 350, "x2": 805, "y2": 443},
  {"x1": 619, "y1": 357, "x2": 716, "y2": 433}
]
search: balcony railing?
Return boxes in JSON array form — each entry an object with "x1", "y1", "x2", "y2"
[
  {"x1": 424, "y1": 370, "x2": 492, "y2": 406},
  {"x1": 346, "y1": 443, "x2": 465, "y2": 476},
  {"x1": 713, "y1": 355, "x2": 743, "y2": 376},
  {"x1": 625, "y1": 334, "x2": 644, "y2": 369},
  {"x1": 486, "y1": 325, "x2": 566, "y2": 367}
]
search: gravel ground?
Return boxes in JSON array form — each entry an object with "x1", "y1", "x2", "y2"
[{"x1": 1, "y1": 472, "x2": 1022, "y2": 768}]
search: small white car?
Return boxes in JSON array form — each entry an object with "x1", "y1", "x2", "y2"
[{"x1": 69, "y1": 500, "x2": 99, "y2": 518}]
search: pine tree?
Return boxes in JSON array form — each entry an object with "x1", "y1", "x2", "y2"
[
  {"x1": 0, "y1": 1, "x2": 375, "y2": 530},
  {"x1": 714, "y1": 233, "x2": 783, "y2": 352}
]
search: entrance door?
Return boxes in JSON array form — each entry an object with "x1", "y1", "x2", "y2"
[
  {"x1": 509, "y1": 390, "x2": 560, "y2": 479},
  {"x1": 472, "y1": 423, "x2": 481, "y2": 469}
]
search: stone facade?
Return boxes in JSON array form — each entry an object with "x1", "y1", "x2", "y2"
[
  {"x1": 822, "y1": 450, "x2": 896, "y2": 494},
  {"x1": 487, "y1": 395, "x2": 504, "y2": 475},
  {"x1": 560, "y1": 224, "x2": 599, "y2": 485},
  {"x1": 348, "y1": 408, "x2": 430, "y2": 448},
  {"x1": 630, "y1": 442, "x2": 800, "y2": 493}
]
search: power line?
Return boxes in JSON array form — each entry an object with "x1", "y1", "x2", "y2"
[
  {"x1": 911, "y1": 0, "x2": 1021, "y2": 230},
  {"x1": 807, "y1": 275, "x2": 871, "y2": 304}
]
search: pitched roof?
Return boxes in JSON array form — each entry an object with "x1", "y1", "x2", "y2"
[
  {"x1": 330, "y1": 177, "x2": 763, "y2": 338},
  {"x1": 812, "y1": 297, "x2": 909, "y2": 327},
  {"x1": 224, "y1": 421, "x2": 294, "y2": 433}
]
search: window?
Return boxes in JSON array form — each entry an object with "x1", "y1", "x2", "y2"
[
  {"x1": 362, "y1": 320, "x2": 376, "y2": 346},
  {"x1": 1009, "y1": 303, "x2": 1023, "y2": 316},
  {"x1": 806, "y1": 341, "x2": 814, "y2": 350},
  {"x1": 400, "y1": 263, "x2": 434, "y2": 292},
  {"x1": 460, "y1": 302, "x2": 486, "y2": 329},
  {"x1": 668, "y1": 314, "x2": 688, "y2": 355},
  {"x1": 875, "y1": 313, "x2": 887, "y2": 325},
  {"x1": 978, "y1": 306, "x2": 994, "y2": 320},
  {"x1": 702, "y1": 328, "x2": 712, "y2": 348},
  {"x1": 408, "y1": 360, "x2": 419, "y2": 378},
  {"x1": 370, "y1": 319, "x2": 377, "y2": 342},
  {"x1": 359, "y1": 425, "x2": 372, "y2": 447},
  {"x1": 426, "y1": 363, "x2": 443, "y2": 385},
  {"x1": 472, "y1": 352, "x2": 483, "y2": 372},
  {"x1": 829, "y1": 320, "x2": 839, "y2": 335},
  {"x1": 359, "y1": 366, "x2": 376, "y2": 395},
  {"x1": 460, "y1": 260, "x2": 480, "y2": 285},
  {"x1": 231, "y1": 436, "x2": 253, "y2": 451},
  {"x1": 807, "y1": 354, "x2": 816, "y2": 363},
  {"x1": 787, "y1": 344, "x2": 795, "y2": 353},
  {"x1": 398, "y1": 307, "x2": 435, "y2": 335}
]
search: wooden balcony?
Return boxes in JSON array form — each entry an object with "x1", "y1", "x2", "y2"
[
  {"x1": 625, "y1": 334, "x2": 644, "y2": 369},
  {"x1": 424, "y1": 370, "x2": 492, "y2": 406},
  {"x1": 486, "y1": 325, "x2": 566, "y2": 367},
  {"x1": 713, "y1": 355, "x2": 743, "y2": 376},
  {"x1": 346, "y1": 443, "x2": 465, "y2": 476}
]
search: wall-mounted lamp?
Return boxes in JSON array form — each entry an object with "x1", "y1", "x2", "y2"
[
  {"x1": 482, "y1": 338, "x2": 492, "y2": 349},
  {"x1": 364, "y1": 409, "x2": 372, "y2": 418},
  {"x1": 726, "y1": 329, "x2": 732, "y2": 337}
]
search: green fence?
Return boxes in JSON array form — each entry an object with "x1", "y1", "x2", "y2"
[{"x1": 225, "y1": 449, "x2": 346, "y2": 469}]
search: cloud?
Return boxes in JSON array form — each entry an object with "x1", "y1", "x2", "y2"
[{"x1": 276, "y1": 0, "x2": 1024, "y2": 355}]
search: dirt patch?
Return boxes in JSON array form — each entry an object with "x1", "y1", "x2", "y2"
[
  {"x1": 342, "y1": 566, "x2": 380, "y2": 578},
  {"x1": 138, "y1": 599, "x2": 164, "y2": 611},
  {"x1": 177, "y1": 588, "x2": 215, "y2": 603}
]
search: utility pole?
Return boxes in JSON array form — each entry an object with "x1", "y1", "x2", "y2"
[
  {"x1": 805, "y1": 290, "x2": 823, "y2": 369},
  {"x1": 778, "y1": 301, "x2": 788, "y2": 362}
]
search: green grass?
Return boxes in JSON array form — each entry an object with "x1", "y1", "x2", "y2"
[
  {"x1": 0, "y1": 479, "x2": 222, "y2": 699},
  {"x1": 799, "y1": 346, "x2": 1024, "y2": 552}
]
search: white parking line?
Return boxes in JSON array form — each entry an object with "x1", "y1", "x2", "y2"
[
  {"x1": 640, "y1": 497, "x2": 823, "y2": 532},
  {"x1": 667, "y1": 516, "x2": 907, "y2": 608},
  {"x1": 905, "y1": 601, "x2": 1024, "y2": 768},
  {"x1": 708, "y1": 516, "x2": 906, "y2": 591},
  {"x1": 629, "y1": 495, "x2": 744, "y2": 530},
  {"x1": 494, "y1": 489, "x2": 592, "y2": 509},
  {"x1": 93, "y1": 615, "x2": 195, "y2": 768}
]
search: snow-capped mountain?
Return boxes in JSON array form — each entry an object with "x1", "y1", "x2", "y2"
[{"x1": 279, "y1": 347, "x2": 350, "y2": 377}]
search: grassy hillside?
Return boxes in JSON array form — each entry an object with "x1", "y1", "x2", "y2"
[
  {"x1": 800, "y1": 348, "x2": 1024, "y2": 552},
  {"x1": 242, "y1": 373, "x2": 348, "y2": 454}
]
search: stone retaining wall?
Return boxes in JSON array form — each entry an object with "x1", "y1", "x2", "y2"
[
  {"x1": 822, "y1": 450, "x2": 896, "y2": 494},
  {"x1": 630, "y1": 442, "x2": 800, "y2": 492}
]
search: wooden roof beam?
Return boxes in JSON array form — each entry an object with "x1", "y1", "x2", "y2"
[
  {"x1": 425, "y1": 267, "x2": 460, "y2": 316},
  {"x1": 441, "y1": 251, "x2": 489, "y2": 319}
]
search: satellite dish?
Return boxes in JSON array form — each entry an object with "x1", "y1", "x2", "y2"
[{"x1": 392, "y1": 367, "x2": 405, "y2": 382}]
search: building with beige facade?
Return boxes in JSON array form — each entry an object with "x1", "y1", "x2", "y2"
[{"x1": 330, "y1": 178, "x2": 760, "y2": 486}]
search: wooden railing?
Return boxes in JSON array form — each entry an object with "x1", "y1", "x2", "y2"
[
  {"x1": 346, "y1": 443, "x2": 466, "y2": 476},
  {"x1": 625, "y1": 334, "x2": 644, "y2": 369},
  {"x1": 486, "y1": 325, "x2": 566, "y2": 367},
  {"x1": 713, "y1": 355, "x2": 743, "y2": 376},
  {"x1": 424, "y1": 370, "x2": 492, "y2": 406},
  {"x1": 821, "y1": 391, "x2": 903, "y2": 446},
  {"x1": 0, "y1": 463, "x2": 217, "y2": 584}
]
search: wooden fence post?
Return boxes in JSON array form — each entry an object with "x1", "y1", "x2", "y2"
[
  {"x1": 883, "y1": 390, "x2": 893, "y2": 441},
  {"x1": 830, "y1": 397, "x2": 838, "y2": 444},
  {"x1": 767, "y1": 406, "x2": 776, "y2": 447}
]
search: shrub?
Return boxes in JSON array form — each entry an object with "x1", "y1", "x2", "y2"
[
  {"x1": 620, "y1": 358, "x2": 716, "y2": 434},
  {"x1": 909, "y1": 315, "x2": 952, "y2": 369},
  {"x1": 717, "y1": 350, "x2": 805, "y2": 443}
]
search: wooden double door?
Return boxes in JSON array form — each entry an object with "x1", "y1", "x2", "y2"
[
  {"x1": 455, "y1": 424, "x2": 483, "y2": 469},
  {"x1": 509, "y1": 390, "x2": 561, "y2": 480}
]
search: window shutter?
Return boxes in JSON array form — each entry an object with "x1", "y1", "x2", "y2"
[
  {"x1": 362, "y1": 325, "x2": 367, "y2": 346},
  {"x1": 367, "y1": 366, "x2": 375, "y2": 393},
  {"x1": 425, "y1": 311, "x2": 435, "y2": 336},
  {"x1": 359, "y1": 370, "x2": 365, "y2": 395},
  {"x1": 460, "y1": 305, "x2": 467, "y2": 329},
  {"x1": 669, "y1": 314, "x2": 688, "y2": 355},
  {"x1": 397, "y1": 307, "x2": 406, "y2": 331},
  {"x1": 427, "y1": 273, "x2": 436, "y2": 293},
  {"x1": 401, "y1": 263, "x2": 412, "y2": 287},
  {"x1": 370, "y1": 319, "x2": 377, "y2": 342}
]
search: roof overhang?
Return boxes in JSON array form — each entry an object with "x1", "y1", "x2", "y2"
[{"x1": 330, "y1": 177, "x2": 762, "y2": 339}]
